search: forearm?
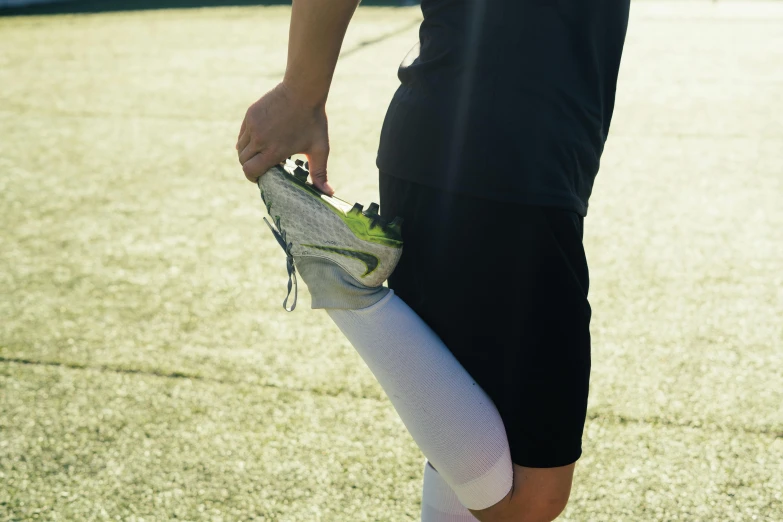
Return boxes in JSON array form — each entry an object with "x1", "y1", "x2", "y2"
[{"x1": 283, "y1": 0, "x2": 361, "y2": 107}]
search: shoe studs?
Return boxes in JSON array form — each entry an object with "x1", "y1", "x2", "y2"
[
  {"x1": 385, "y1": 216, "x2": 403, "y2": 234},
  {"x1": 359, "y1": 203, "x2": 382, "y2": 229},
  {"x1": 293, "y1": 166, "x2": 309, "y2": 183},
  {"x1": 365, "y1": 203, "x2": 380, "y2": 216}
]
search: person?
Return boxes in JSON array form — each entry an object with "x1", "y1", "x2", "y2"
[{"x1": 236, "y1": 1, "x2": 630, "y2": 520}]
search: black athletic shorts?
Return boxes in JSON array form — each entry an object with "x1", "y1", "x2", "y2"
[{"x1": 379, "y1": 173, "x2": 592, "y2": 468}]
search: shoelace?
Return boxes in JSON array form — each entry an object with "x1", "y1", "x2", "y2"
[{"x1": 263, "y1": 216, "x2": 298, "y2": 312}]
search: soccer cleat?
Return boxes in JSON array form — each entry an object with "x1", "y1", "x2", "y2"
[{"x1": 258, "y1": 159, "x2": 403, "y2": 312}]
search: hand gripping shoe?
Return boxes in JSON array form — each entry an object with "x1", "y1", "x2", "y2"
[{"x1": 258, "y1": 159, "x2": 403, "y2": 312}]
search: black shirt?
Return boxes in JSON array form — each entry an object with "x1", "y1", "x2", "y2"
[{"x1": 376, "y1": 0, "x2": 630, "y2": 216}]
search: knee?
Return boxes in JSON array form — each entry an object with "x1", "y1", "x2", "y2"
[
  {"x1": 469, "y1": 464, "x2": 574, "y2": 522},
  {"x1": 469, "y1": 486, "x2": 570, "y2": 522},
  {"x1": 520, "y1": 491, "x2": 570, "y2": 522},
  {"x1": 512, "y1": 463, "x2": 574, "y2": 522}
]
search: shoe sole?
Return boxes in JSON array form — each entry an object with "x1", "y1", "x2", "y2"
[{"x1": 258, "y1": 160, "x2": 403, "y2": 248}]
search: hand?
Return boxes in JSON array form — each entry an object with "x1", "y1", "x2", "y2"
[{"x1": 236, "y1": 82, "x2": 334, "y2": 195}]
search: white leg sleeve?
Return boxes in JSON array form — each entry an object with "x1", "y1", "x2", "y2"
[
  {"x1": 326, "y1": 291, "x2": 513, "y2": 510},
  {"x1": 421, "y1": 460, "x2": 481, "y2": 522}
]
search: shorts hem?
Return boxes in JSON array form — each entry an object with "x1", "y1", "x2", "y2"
[{"x1": 510, "y1": 447, "x2": 582, "y2": 469}]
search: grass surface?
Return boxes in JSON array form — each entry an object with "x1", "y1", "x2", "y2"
[{"x1": 1, "y1": 1, "x2": 782, "y2": 520}]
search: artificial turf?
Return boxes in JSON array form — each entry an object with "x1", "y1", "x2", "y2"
[{"x1": 1, "y1": 2, "x2": 782, "y2": 520}]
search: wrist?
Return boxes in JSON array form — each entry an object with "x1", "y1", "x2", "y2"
[{"x1": 280, "y1": 77, "x2": 329, "y2": 111}]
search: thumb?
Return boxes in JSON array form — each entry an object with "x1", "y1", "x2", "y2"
[{"x1": 306, "y1": 147, "x2": 334, "y2": 196}]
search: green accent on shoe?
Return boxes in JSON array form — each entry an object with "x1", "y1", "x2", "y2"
[
  {"x1": 303, "y1": 244, "x2": 380, "y2": 277},
  {"x1": 284, "y1": 174, "x2": 403, "y2": 248}
]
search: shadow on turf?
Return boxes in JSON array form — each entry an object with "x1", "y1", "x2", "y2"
[{"x1": 0, "y1": 0, "x2": 417, "y2": 17}]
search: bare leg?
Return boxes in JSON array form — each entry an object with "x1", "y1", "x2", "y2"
[{"x1": 469, "y1": 464, "x2": 575, "y2": 522}]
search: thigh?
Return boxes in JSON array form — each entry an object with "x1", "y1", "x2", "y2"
[{"x1": 379, "y1": 173, "x2": 591, "y2": 470}]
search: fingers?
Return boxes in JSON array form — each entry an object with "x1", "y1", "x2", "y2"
[
  {"x1": 242, "y1": 150, "x2": 279, "y2": 182},
  {"x1": 239, "y1": 138, "x2": 266, "y2": 165},
  {"x1": 236, "y1": 119, "x2": 247, "y2": 149},
  {"x1": 236, "y1": 129, "x2": 251, "y2": 158},
  {"x1": 306, "y1": 146, "x2": 333, "y2": 196}
]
